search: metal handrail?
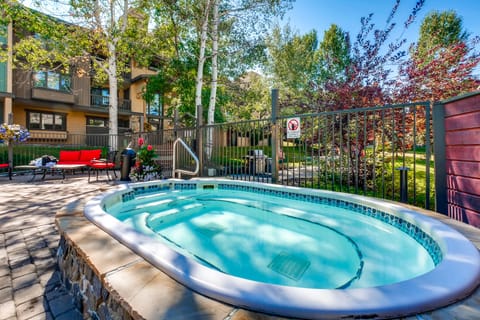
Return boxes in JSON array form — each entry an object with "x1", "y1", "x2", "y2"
[{"x1": 172, "y1": 137, "x2": 199, "y2": 178}]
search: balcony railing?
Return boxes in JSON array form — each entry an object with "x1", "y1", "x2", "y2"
[{"x1": 90, "y1": 94, "x2": 131, "y2": 112}]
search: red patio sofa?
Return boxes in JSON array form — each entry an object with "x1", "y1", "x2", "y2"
[
  {"x1": 57, "y1": 149, "x2": 117, "y2": 182},
  {"x1": 57, "y1": 149, "x2": 102, "y2": 166}
]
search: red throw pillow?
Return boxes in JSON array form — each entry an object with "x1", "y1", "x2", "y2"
[{"x1": 59, "y1": 150, "x2": 81, "y2": 162}]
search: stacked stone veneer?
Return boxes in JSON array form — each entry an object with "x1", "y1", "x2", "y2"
[
  {"x1": 55, "y1": 197, "x2": 136, "y2": 320},
  {"x1": 56, "y1": 236, "x2": 134, "y2": 320}
]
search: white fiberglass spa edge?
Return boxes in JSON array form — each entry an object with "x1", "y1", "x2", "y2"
[{"x1": 84, "y1": 178, "x2": 480, "y2": 319}]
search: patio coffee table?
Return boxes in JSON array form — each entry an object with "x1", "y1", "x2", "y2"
[{"x1": 15, "y1": 164, "x2": 87, "y2": 181}]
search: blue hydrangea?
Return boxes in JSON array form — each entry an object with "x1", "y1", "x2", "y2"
[{"x1": 0, "y1": 124, "x2": 30, "y2": 144}]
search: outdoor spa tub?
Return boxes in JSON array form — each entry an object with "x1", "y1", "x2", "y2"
[{"x1": 84, "y1": 178, "x2": 480, "y2": 319}]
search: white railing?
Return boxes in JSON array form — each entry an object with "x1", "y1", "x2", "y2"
[{"x1": 172, "y1": 137, "x2": 199, "y2": 178}]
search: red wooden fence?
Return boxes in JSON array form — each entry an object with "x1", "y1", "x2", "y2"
[{"x1": 443, "y1": 92, "x2": 480, "y2": 227}]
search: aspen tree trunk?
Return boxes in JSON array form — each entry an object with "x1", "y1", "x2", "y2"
[
  {"x1": 194, "y1": 0, "x2": 212, "y2": 120},
  {"x1": 105, "y1": 0, "x2": 128, "y2": 151},
  {"x1": 206, "y1": 0, "x2": 219, "y2": 159},
  {"x1": 108, "y1": 41, "x2": 119, "y2": 151}
]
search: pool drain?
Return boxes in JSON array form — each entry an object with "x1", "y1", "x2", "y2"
[{"x1": 268, "y1": 251, "x2": 311, "y2": 281}]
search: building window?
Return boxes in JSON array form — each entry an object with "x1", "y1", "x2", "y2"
[
  {"x1": 0, "y1": 60, "x2": 6, "y2": 92},
  {"x1": 0, "y1": 25, "x2": 6, "y2": 92},
  {"x1": 0, "y1": 24, "x2": 6, "y2": 46},
  {"x1": 33, "y1": 71, "x2": 71, "y2": 92},
  {"x1": 91, "y1": 88, "x2": 110, "y2": 106},
  {"x1": 87, "y1": 117, "x2": 108, "y2": 127},
  {"x1": 119, "y1": 119, "x2": 130, "y2": 128},
  {"x1": 0, "y1": 101, "x2": 4, "y2": 124},
  {"x1": 147, "y1": 93, "x2": 162, "y2": 116},
  {"x1": 27, "y1": 111, "x2": 66, "y2": 131},
  {"x1": 86, "y1": 117, "x2": 130, "y2": 129}
]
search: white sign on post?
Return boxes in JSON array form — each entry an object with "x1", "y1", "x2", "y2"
[{"x1": 286, "y1": 117, "x2": 301, "y2": 139}]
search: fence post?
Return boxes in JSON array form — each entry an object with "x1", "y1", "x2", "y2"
[
  {"x1": 7, "y1": 113, "x2": 13, "y2": 179},
  {"x1": 271, "y1": 89, "x2": 280, "y2": 183},
  {"x1": 174, "y1": 107, "x2": 179, "y2": 138},
  {"x1": 396, "y1": 167, "x2": 409, "y2": 203},
  {"x1": 196, "y1": 104, "x2": 203, "y2": 177},
  {"x1": 433, "y1": 102, "x2": 447, "y2": 214}
]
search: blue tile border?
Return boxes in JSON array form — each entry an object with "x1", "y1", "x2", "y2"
[
  {"x1": 174, "y1": 183, "x2": 196, "y2": 190},
  {"x1": 132, "y1": 184, "x2": 171, "y2": 195},
  {"x1": 118, "y1": 181, "x2": 443, "y2": 265}
]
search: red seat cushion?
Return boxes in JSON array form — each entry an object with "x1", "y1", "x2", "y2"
[
  {"x1": 89, "y1": 162, "x2": 115, "y2": 169},
  {"x1": 79, "y1": 149, "x2": 102, "y2": 162},
  {"x1": 59, "y1": 150, "x2": 81, "y2": 162}
]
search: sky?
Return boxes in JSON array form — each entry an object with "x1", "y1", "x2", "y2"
[
  {"x1": 24, "y1": 0, "x2": 480, "y2": 49},
  {"x1": 280, "y1": 0, "x2": 480, "y2": 47},
  {"x1": 22, "y1": 0, "x2": 480, "y2": 76}
]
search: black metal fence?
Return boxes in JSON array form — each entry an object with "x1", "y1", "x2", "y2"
[
  {"x1": 1, "y1": 101, "x2": 434, "y2": 210},
  {"x1": 199, "y1": 102, "x2": 433, "y2": 210}
]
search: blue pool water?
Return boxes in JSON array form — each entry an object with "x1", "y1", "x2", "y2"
[{"x1": 107, "y1": 188, "x2": 434, "y2": 289}]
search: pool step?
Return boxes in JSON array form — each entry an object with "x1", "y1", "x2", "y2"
[{"x1": 146, "y1": 202, "x2": 204, "y2": 232}]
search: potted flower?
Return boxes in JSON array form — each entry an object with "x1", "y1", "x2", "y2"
[
  {"x1": 0, "y1": 123, "x2": 30, "y2": 180},
  {"x1": 131, "y1": 137, "x2": 162, "y2": 181}
]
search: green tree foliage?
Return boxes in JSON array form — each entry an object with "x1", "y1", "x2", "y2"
[
  {"x1": 317, "y1": 24, "x2": 351, "y2": 84},
  {"x1": 266, "y1": 25, "x2": 318, "y2": 93},
  {"x1": 415, "y1": 10, "x2": 469, "y2": 62},
  {"x1": 146, "y1": 0, "x2": 200, "y2": 124},
  {"x1": 223, "y1": 71, "x2": 271, "y2": 120},
  {"x1": 265, "y1": 0, "x2": 426, "y2": 113},
  {"x1": 146, "y1": 0, "x2": 293, "y2": 124},
  {"x1": 264, "y1": 24, "x2": 320, "y2": 115},
  {"x1": 263, "y1": 0, "x2": 429, "y2": 181},
  {"x1": 0, "y1": 3, "x2": 74, "y2": 72},
  {"x1": 201, "y1": 0, "x2": 294, "y2": 128},
  {"x1": 398, "y1": 10, "x2": 480, "y2": 102}
]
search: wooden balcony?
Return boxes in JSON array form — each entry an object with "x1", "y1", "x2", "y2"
[
  {"x1": 90, "y1": 94, "x2": 131, "y2": 112},
  {"x1": 32, "y1": 88, "x2": 75, "y2": 104}
]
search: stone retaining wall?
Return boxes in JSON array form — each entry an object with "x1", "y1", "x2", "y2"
[
  {"x1": 54, "y1": 196, "x2": 137, "y2": 320},
  {"x1": 56, "y1": 232, "x2": 134, "y2": 320}
]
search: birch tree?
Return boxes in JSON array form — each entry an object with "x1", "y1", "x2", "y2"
[
  {"x1": 206, "y1": 0, "x2": 293, "y2": 122},
  {"x1": 68, "y1": 0, "x2": 153, "y2": 148},
  {"x1": 205, "y1": 0, "x2": 218, "y2": 158},
  {"x1": 207, "y1": 0, "x2": 218, "y2": 127},
  {"x1": 200, "y1": 0, "x2": 293, "y2": 159},
  {"x1": 195, "y1": 0, "x2": 212, "y2": 121}
]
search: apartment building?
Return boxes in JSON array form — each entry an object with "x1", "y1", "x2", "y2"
[{"x1": 0, "y1": 10, "x2": 163, "y2": 145}]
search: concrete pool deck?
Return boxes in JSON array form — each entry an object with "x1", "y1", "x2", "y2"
[{"x1": 1, "y1": 173, "x2": 479, "y2": 319}]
